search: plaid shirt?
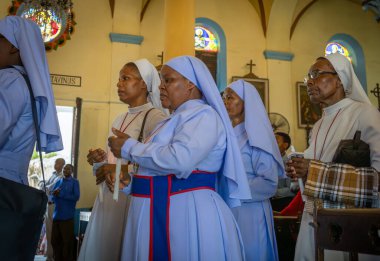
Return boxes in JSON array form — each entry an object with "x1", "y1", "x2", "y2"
[{"x1": 303, "y1": 160, "x2": 379, "y2": 213}]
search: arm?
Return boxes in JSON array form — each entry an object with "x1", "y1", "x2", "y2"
[
  {"x1": 122, "y1": 110, "x2": 223, "y2": 177},
  {"x1": 248, "y1": 149, "x2": 279, "y2": 201},
  {"x1": 0, "y1": 72, "x2": 29, "y2": 148},
  {"x1": 276, "y1": 178, "x2": 294, "y2": 197}
]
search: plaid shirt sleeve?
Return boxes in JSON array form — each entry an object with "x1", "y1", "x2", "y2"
[{"x1": 304, "y1": 160, "x2": 379, "y2": 208}]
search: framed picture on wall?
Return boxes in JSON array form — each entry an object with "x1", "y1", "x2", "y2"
[
  {"x1": 231, "y1": 77, "x2": 269, "y2": 111},
  {"x1": 296, "y1": 82, "x2": 322, "y2": 128}
]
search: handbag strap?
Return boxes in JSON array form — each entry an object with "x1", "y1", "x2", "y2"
[
  {"x1": 137, "y1": 108, "x2": 154, "y2": 142},
  {"x1": 353, "y1": 131, "x2": 361, "y2": 150},
  {"x1": 11, "y1": 66, "x2": 47, "y2": 193}
]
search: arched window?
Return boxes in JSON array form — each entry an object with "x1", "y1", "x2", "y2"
[
  {"x1": 325, "y1": 42, "x2": 352, "y2": 63},
  {"x1": 194, "y1": 26, "x2": 218, "y2": 84},
  {"x1": 195, "y1": 26, "x2": 218, "y2": 52},
  {"x1": 195, "y1": 18, "x2": 226, "y2": 91},
  {"x1": 325, "y1": 34, "x2": 367, "y2": 92}
]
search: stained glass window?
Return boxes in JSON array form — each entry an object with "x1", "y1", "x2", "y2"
[
  {"x1": 194, "y1": 26, "x2": 218, "y2": 52},
  {"x1": 325, "y1": 42, "x2": 352, "y2": 63},
  {"x1": 17, "y1": 5, "x2": 66, "y2": 43}
]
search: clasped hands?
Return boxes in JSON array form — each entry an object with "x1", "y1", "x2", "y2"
[
  {"x1": 97, "y1": 164, "x2": 131, "y2": 192},
  {"x1": 285, "y1": 157, "x2": 311, "y2": 181},
  {"x1": 87, "y1": 128, "x2": 132, "y2": 192}
]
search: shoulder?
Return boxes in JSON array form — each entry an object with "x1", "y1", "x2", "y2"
[
  {"x1": 147, "y1": 108, "x2": 166, "y2": 120},
  {"x1": 0, "y1": 68, "x2": 26, "y2": 91},
  {"x1": 112, "y1": 112, "x2": 128, "y2": 126},
  {"x1": 352, "y1": 101, "x2": 380, "y2": 126},
  {"x1": 174, "y1": 102, "x2": 224, "y2": 132},
  {"x1": 355, "y1": 101, "x2": 379, "y2": 116}
]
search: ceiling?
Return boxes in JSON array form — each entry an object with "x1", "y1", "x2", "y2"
[{"x1": 113, "y1": 0, "x2": 379, "y2": 39}]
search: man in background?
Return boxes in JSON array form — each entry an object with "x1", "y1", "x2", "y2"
[
  {"x1": 51, "y1": 164, "x2": 80, "y2": 261},
  {"x1": 271, "y1": 132, "x2": 298, "y2": 211},
  {"x1": 44, "y1": 158, "x2": 65, "y2": 260}
]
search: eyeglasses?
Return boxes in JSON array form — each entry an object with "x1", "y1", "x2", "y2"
[{"x1": 304, "y1": 70, "x2": 337, "y2": 84}]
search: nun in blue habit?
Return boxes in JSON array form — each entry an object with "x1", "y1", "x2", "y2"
[
  {"x1": 224, "y1": 80, "x2": 285, "y2": 261},
  {"x1": 108, "y1": 56, "x2": 251, "y2": 261},
  {"x1": 0, "y1": 16, "x2": 63, "y2": 184}
]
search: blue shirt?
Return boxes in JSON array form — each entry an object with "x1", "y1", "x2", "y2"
[
  {"x1": 52, "y1": 175, "x2": 80, "y2": 220},
  {"x1": 0, "y1": 67, "x2": 36, "y2": 184}
]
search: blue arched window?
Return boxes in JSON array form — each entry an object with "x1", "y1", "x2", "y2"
[{"x1": 195, "y1": 18, "x2": 226, "y2": 91}]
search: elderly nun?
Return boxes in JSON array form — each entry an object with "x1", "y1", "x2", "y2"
[{"x1": 286, "y1": 53, "x2": 380, "y2": 261}]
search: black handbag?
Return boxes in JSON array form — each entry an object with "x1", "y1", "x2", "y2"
[
  {"x1": 332, "y1": 131, "x2": 371, "y2": 167},
  {"x1": 0, "y1": 67, "x2": 48, "y2": 261}
]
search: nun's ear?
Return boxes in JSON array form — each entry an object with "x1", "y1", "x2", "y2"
[
  {"x1": 186, "y1": 80, "x2": 197, "y2": 90},
  {"x1": 9, "y1": 44, "x2": 19, "y2": 55},
  {"x1": 336, "y1": 77, "x2": 344, "y2": 89}
]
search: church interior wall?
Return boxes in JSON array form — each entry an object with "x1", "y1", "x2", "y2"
[
  {"x1": 195, "y1": 0, "x2": 268, "y2": 83},
  {"x1": 1, "y1": 0, "x2": 379, "y2": 208}
]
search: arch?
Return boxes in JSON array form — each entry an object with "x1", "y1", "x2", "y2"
[
  {"x1": 195, "y1": 17, "x2": 226, "y2": 91},
  {"x1": 327, "y1": 34, "x2": 367, "y2": 92}
]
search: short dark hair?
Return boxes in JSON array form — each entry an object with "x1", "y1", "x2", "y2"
[{"x1": 275, "y1": 132, "x2": 291, "y2": 149}]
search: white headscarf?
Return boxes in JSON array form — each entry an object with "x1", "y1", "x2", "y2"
[
  {"x1": 133, "y1": 59, "x2": 168, "y2": 114},
  {"x1": 0, "y1": 16, "x2": 63, "y2": 152},
  {"x1": 325, "y1": 53, "x2": 371, "y2": 105}
]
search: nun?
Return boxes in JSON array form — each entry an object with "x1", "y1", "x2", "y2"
[
  {"x1": 79, "y1": 59, "x2": 167, "y2": 261},
  {"x1": 108, "y1": 56, "x2": 251, "y2": 260},
  {"x1": 224, "y1": 79, "x2": 284, "y2": 261}
]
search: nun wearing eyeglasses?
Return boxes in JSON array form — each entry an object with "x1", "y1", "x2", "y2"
[
  {"x1": 223, "y1": 80, "x2": 284, "y2": 261},
  {"x1": 107, "y1": 56, "x2": 251, "y2": 260},
  {"x1": 286, "y1": 53, "x2": 380, "y2": 261}
]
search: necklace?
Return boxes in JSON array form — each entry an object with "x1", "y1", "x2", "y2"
[
  {"x1": 314, "y1": 109, "x2": 341, "y2": 160},
  {"x1": 119, "y1": 111, "x2": 143, "y2": 133}
]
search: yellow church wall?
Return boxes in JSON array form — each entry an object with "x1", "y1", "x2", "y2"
[
  {"x1": 264, "y1": 0, "x2": 298, "y2": 152},
  {"x1": 140, "y1": 0, "x2": 166, "y2": 65},
  {"x1": 48, "y1": 0, "x2": 114, "y2": 208},
  {"x1": 140, "y1": 0, "x2": 267, "y2": 83},
  {"x1": 195, "y1": 0, "x2": 268, "y2": 82}
]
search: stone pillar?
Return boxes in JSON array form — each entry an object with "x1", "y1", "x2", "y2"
[{"x1": 163, "y1": 0, "x2": 195, "y2": 61}]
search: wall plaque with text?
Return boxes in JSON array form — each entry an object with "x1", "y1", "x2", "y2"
[{"x1": 51, "y1": 74, "x2": 82, "y2": 87}]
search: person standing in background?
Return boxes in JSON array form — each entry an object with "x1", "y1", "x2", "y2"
[
  {"x1": 224, "y1": 79, "x2": 284, "y2": 261},
  {"x1": 44, "y1": 158, "x2": 65, "y2": 261},
  {"x1": 51, "y1": 164, "x2": 80, "y2": 261},
  {"x1": 271, "y1": 132, "x2": 298, "y2": 211}
]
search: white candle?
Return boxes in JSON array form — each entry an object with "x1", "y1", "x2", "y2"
[
  {"x1": 113, "y1": 158, "x2": 122, "y2": 201},
  {"x1": 98, "y1": 184, "x2": 103, "y2": 202}
]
